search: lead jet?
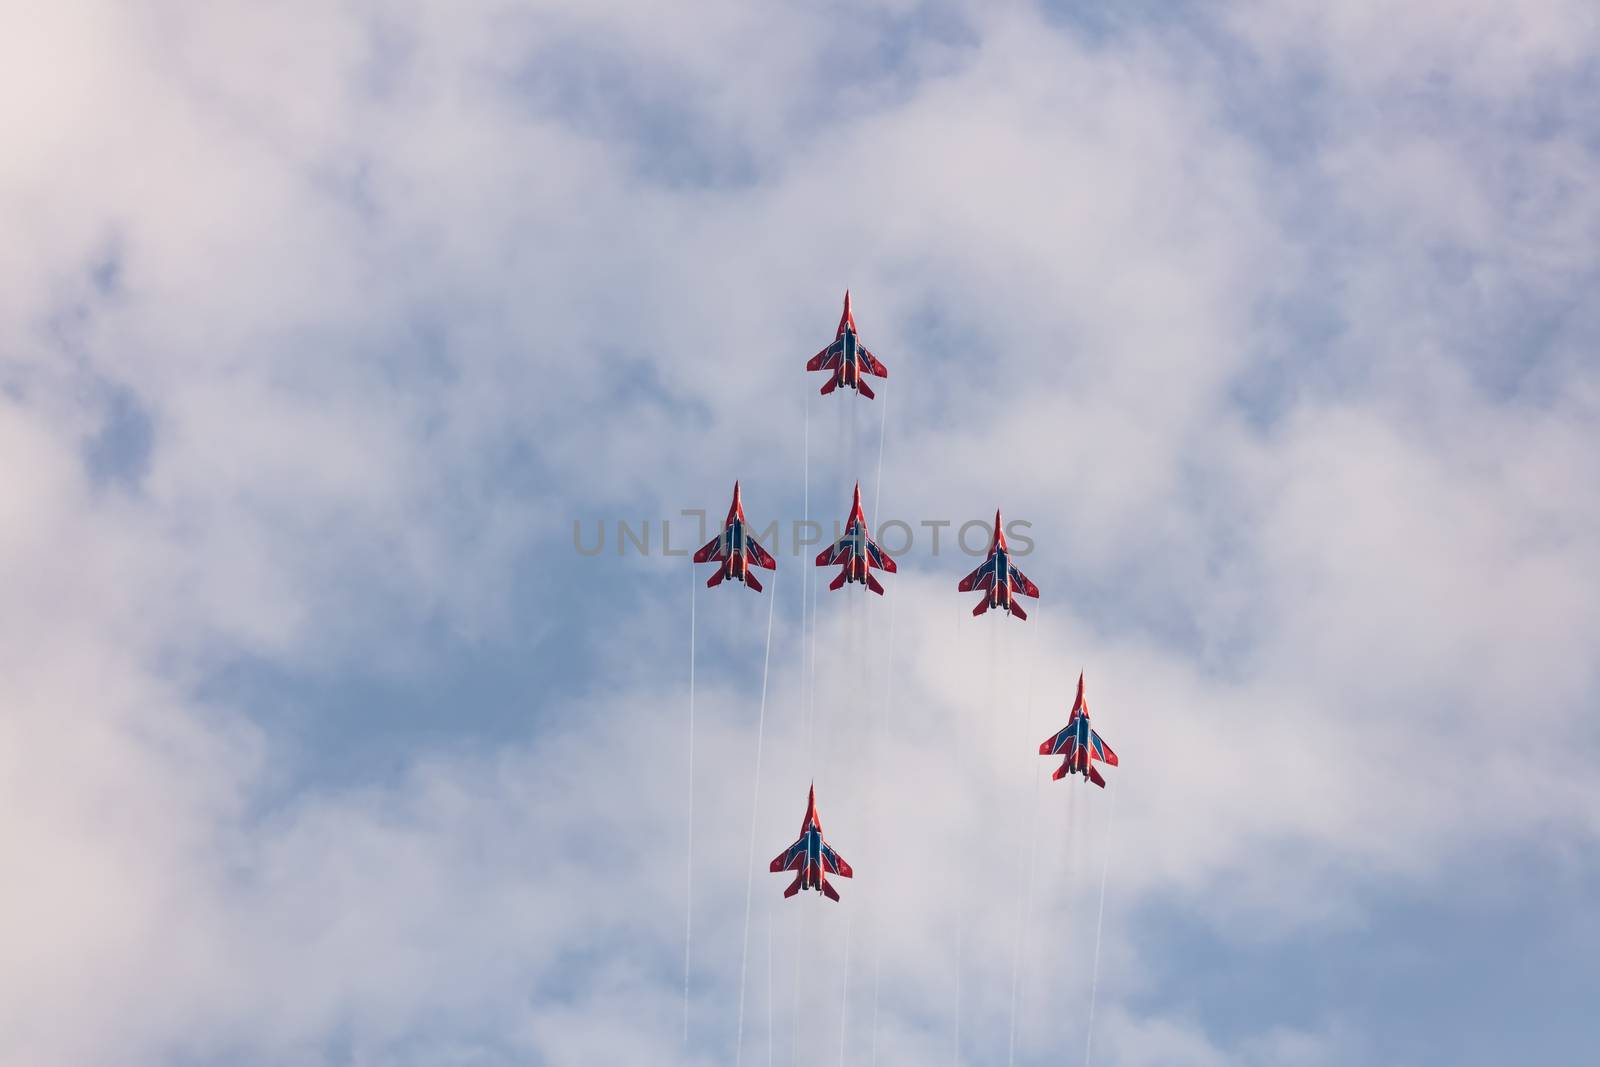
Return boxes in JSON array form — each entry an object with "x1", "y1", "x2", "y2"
[
  {"x1": 958, "y1": 510, "x2": 1040, "y2": 619},
  {"x1": 816, "y1": 482, "x2": 897, "y2": 594},
  {"x1": 769, "y1": 784, "x2": 853, "y2": 901},
  {"x1": 1040, "y1": 673, "x2": 1119, "y2": 787},
  {"x1": 694, "y1": 481, "x2": 777, "y2": 591},
  {"x1": 805, "y1": 291, "x2": 889, "y2": 398}
]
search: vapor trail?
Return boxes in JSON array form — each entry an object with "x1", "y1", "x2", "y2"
[
  {"x1": 683, "y1": 569, "x2": 697, "y2": 1044},
  {"x1": 839, "y1": 912, "x2": 854, "y2": 1067},
  {"x1": 1006, "y1": 606, "x2": 1047, "y2": 1065},
  {"x1": 1083, "y1": 792, "x2": 1117, "y2": 1067},
  {"x1": 869, "y1": 598, "x2": 895, "y2": 1067},
  {"x1": 736, "y1": 581, "x2": 780, "y2": 1066}
]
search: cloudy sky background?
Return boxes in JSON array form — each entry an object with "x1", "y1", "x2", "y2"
[{"x1": 3, "y1": 1, "x2": 1599, "y2": 1064}]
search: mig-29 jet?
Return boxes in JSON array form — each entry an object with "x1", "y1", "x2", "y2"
[
  {"x1": 769, "y1": 784, "x2": 854, "y2": 900},
  {"x1": 816, "y1": 483, "x2": 897, "y2": 594},
  {"x1": 1040, "y1": 673, "x2": 1120, "y2": 787},
  {"x1": 958, "y1": 510, "x2": 1040, "y2": 619},
  {"x1": 805, "y1": 291, "x2": 889, "y2": 398},
  {"x1": 694, "y1": 481, "x2": 777, "y2": 591}
]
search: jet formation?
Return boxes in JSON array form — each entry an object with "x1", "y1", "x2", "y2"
[{"x1": 686, "y1": 293, "x2": 1122, "y2": 902}]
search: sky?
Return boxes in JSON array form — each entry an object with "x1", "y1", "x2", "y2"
[{"x1": 2, "y1": 1, "x2": 1599, "y2": 1064}]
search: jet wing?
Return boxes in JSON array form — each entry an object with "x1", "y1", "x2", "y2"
[
  {"x1": 958, "y1": 559, "x2": 995, "y2": 593},
  {"x1": 865, "y1": 538, "x2": 897, "y2": 573},
  {"x1": 1039, "y1": 725, "x2": 1079, "y2": 757},
  {"x1": 769, "y1": 840, "x2": 805, "y2": 873},
  {"x1": 821, "y1": 843, "x2": 852, "y2": 878},
  {"x1": 693, "y1": 533, "x2": 726, "y2": 564},
  {"x1": 1040, "y1": 726, "x2": 1118, "y2": 769},
  {"x1": 806, "y1": 340, "x2": 842, "y2": 372},
  {"x1": 747, "y1": 536, "x2": 778, "y2": 570},
  {"x1": 861, "y1": 346, "x2": 888, "y2": 377},
  {"x1": 1008, "y1": 563, "x2": 1040, "y2": 599},
  {"x1": 815, "y1": 535, "x2": 854, "y2": 566}
]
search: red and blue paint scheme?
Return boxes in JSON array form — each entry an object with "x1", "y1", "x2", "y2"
[
  {"x1": 769, "y1": 784, "x2": 854, "y2": 901},
  {"x1": 1040, "y1": 673, "x2": 1119, "y2": 788},
  {"x1": 805, "y1": 291, "x2": 889, "y2": 398},
  {"x1": 816, "y1": 483, "x2": 898, "y2": 595},
  {"x1": 957, "y1": 510, "x2": 1040, "y2": 619},
  {"x1": 694, "y1": 481, "x2": 777, "y2": 591}
]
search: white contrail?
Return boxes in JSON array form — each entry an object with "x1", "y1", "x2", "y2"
[
  {"x1": 1006, "y1": 606, "x2": 1047, "y2": 1065},
  {"x1": 952, "y1": 922, "x2": 964, "y2": 1067},
  {"x1": 768, "y1": 908, "x2": 776, "y2": 1067},
  {"x1": 869, "y1": 923, "x2": 883, "y2": 1067},
  {"x1": 802, "y1": 388, "x2": 811, "y2": 750},
  {"x1": 847, "y1": 326, "x2": 863, "y2": 508},
  {"x1": 736, "y1": 581, "x2": 780, "y2": 1066},
  {"x1": 839, "y1": 912, "x2": 854, "y2": 1067},
  {"x1": 869, "y1": 599, "x2": 895, "y2": 1067},
  {"x1": 1083, "y1": 791, "x2": 1117, "y2": 1067},
  {"x1": 790, "y1": 905, "x2": 805, "y2": 1067},
  {"x1": 872, "y1": 386, "x2": 889, "y2": 522},
  {"x1": 810, "y1": 397, "x2": 833, "y2": 768},
  {"x1": 950, "y1": 606, "x2": 976, "y2": 1066},
  {"x1": 683, "y1": 568, "x2": 697, "y2": 1045}
]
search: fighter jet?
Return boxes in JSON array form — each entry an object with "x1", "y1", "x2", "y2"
[
  {"x1": 805, "y1": 291, "x2": 889, "y2": 398},
  {"x1": 694, "y1": 481, "x2": 777, "y2": 591},
  {"x1": 769, "y1": 784, "x2": 853, "y2": 901},
  {"x1": 1040, "y1": 673, "x2": 1119, "y2": 787},
  {"x1": 816, "y1": 482, "x2": 897, "y2": 594},
  {"x1": 957, "y1": 510, "x2": 1040, "y2": 619}
]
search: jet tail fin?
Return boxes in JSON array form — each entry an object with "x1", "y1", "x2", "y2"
[
  {"x1": 972, "y1": 595, "x2": 991, "y2": 617},
  {"x1": 865, "y1": 572, "x2": 885, "y2": 595},
  {"x1": 1088, "y1": 764, "x2": 1107, "y2": 788},
  {"x1": 784, "y1": 874, "x2": 803, "y2": 899},
  {"x1": 707, "y1": 569, "x2": 725, "y2": 588},
  {"x1": 858, "y1": 379, "x2": 876, "y2": 400},
  {"x1": 1009, "y1": 599, "x2": 1028, "y2": 621},
  {"x1": 820, "y1": 377, "x2": 838, "y2": 396},
  {"x1": 829, "y1": 570, "x2": 847, "y2": 591},
  {"x1": 820, "y1": 877, "x2": 841, "y2": 902},
  {"x1": 745, "y1": 570, "x2": 763, "y2": 593}
]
